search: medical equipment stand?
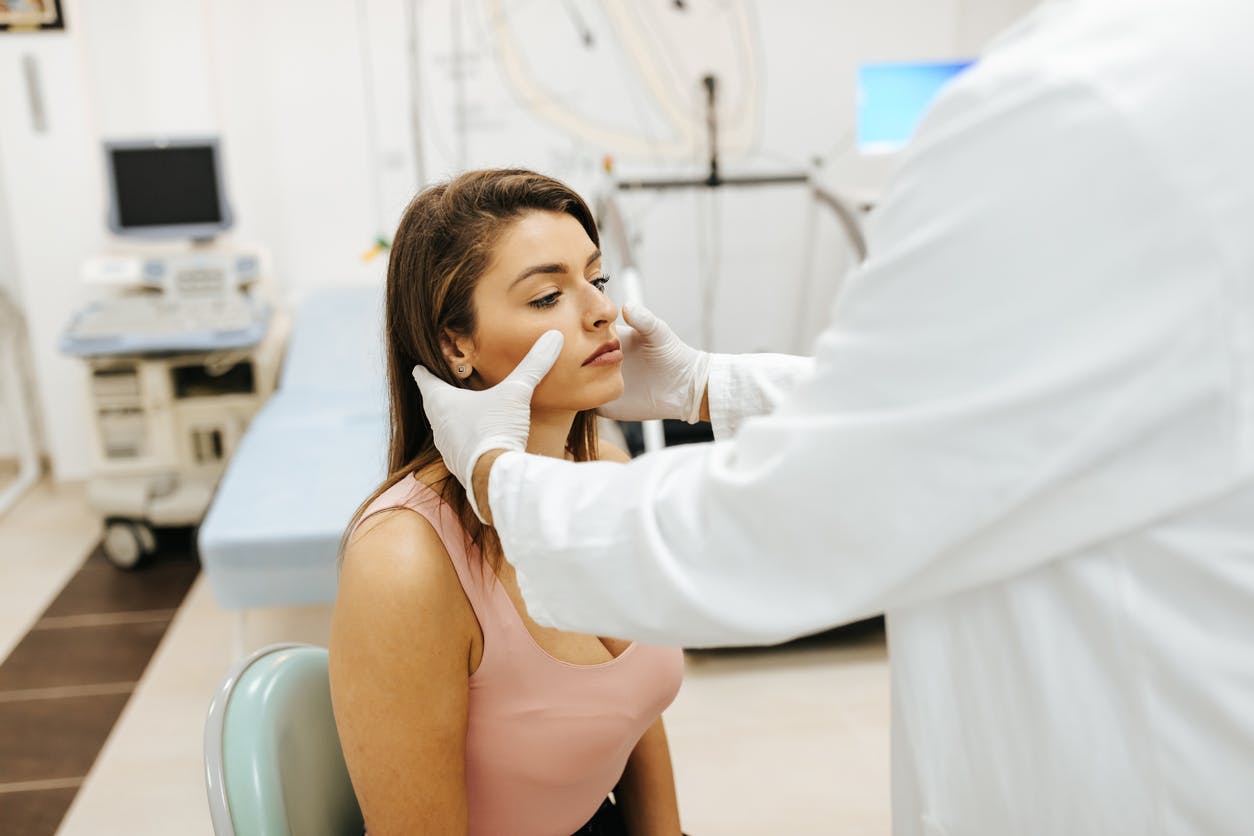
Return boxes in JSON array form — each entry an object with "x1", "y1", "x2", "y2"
[
  {"x1": 600, "y1": 74, "x2": 868, "y2": 450},
  {"x1": 615, "y1": 74, "x2": 869, "y2": 263},
  {"x1": 0, "y1": 288, "x2": 41, "y2": 518}
]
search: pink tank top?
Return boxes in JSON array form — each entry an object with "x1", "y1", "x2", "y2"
[{"x1": 355, "y1": 475, "x2": 685, "y2": 836}]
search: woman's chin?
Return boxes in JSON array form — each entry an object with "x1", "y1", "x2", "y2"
[
  {"x1": 534, "y1": 375, "x2": 624, "y2": 414},
  {"x1": 587, "y1": 374, "x2": 625, "y2": 409}
]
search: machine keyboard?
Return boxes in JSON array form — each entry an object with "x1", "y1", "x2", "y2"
[{"x1": 69, "y1": 296, "x2": 259, "y2": 341}]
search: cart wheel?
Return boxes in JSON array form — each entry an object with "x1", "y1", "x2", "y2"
[
  {"x1": 102, "y1": 520, "x2": 146, "y2": 570},
  {"x1": 133, "y1": 522, "x2": 157, "y2": 556}
]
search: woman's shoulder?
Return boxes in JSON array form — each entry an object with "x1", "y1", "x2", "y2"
[
  {"x1": 349, "y1": 465, "x2": 454, "y2": 542},
  {"x1": 331, "y1": 506, "x2": 479, "y2": 718},
  {"x1": 595, "y1": 439, "x2": 631, "y2": 463},
  {"x1": 342, "y1": 508, "x2": 456, "y2": 596},
  {"x1": 346, "y1": 502, "x2": 440, "y2": 558},
  {"x1": 336, "y1": 506, "x2": 479, "y2": 675},
  {"x1": 339, "y1": 495, "x2": 472, "y2": 631}
]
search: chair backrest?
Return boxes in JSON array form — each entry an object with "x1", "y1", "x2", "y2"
[{"x1": 204, "y1": 643, "x2": 364, "y2": 836}]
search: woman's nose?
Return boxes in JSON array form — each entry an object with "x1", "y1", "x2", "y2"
[{"x1": 585, "y1": 284, "x2": 618, "y2": 329}]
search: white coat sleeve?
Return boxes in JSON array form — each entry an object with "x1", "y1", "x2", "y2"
[
  {"x1": 490, "y1": 68, "x2": 1254, "y2": 647},
  {"x1": 706, "y1": 353, "x2": 815, "y2": 440}
]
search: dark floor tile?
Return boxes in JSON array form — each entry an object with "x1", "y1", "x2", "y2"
[
  {"x1": 42, "y1": 536, "x2": 199, "y2": 618},
  {"x1": 0, "y1": 786, "x2": 80, "y2": 836},
  {"x1": 0, "y1": 534, "x2": 200, "y2": 828},
  {"x1": 0, "y1": 692, "x2": 131, "y2": 783},
  {"x1": 0, "y1": 620, "x2": 169, "y2": 692}
]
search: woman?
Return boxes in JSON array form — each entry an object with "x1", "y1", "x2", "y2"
[{"x1": 329, "y1": 169, "x2": 686, "y2": 836}]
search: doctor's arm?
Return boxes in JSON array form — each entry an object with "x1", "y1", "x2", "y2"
[{"x1": 482, "y1": 74, "x2": 1242, "y2": 647}]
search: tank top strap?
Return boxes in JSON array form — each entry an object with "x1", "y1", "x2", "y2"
[{"x1": 353, "y1": 475, "x2": 501, "y2": 620}]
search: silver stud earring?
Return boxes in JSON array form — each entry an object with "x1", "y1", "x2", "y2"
[{"x1": 457, "y1": 365, "x2": 467, "y2": 375}]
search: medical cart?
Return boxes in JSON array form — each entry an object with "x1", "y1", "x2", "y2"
[{"x1": 61, "y1": 248, "x2": 287, "y2": 568}]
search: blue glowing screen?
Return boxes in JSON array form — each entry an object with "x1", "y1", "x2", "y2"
[{"x1": 857, "y1": 60, "x2": 974, "y2": 153}]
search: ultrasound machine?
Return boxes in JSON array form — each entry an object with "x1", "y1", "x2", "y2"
[{"x1": 61, "y1": 137, "x2": 285, "y2": 568}]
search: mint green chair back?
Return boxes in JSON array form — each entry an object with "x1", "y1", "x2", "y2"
[{"x1": 204, "y1": 643, "x2": 364, "y2": 835}]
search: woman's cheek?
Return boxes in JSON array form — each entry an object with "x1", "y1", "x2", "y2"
[
  {"x1": 532, "y1": 361, "x2": 572, "y2": 400},
  {"x1": 482, "y1": 334, "x2": 539, "y2": 382}
]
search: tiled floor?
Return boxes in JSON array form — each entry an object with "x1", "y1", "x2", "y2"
[
  {"x1": 0, "y1": 523, "x2": 199, "y2": 833},
  {"x1": 1, "y1": 477, "x2": 892, "y2": 835}
]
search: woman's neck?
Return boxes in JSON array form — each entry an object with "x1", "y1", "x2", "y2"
[{"x1": 526, "y1": 408, "x2": 577, "y2": 460}]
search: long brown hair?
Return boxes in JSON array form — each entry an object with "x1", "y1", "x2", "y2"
[{"x1": 341, "y1": 169, "x2": 602, "y2": 570}]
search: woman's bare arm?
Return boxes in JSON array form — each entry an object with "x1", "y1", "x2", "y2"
[
  {"x1": 594, "y1": 438, "x2": 684, "y2": 834},
  {"x1": 614, "y1": 718, "x2": 683, "y2": 835},
  {"x1": 329, "y1": 509, "x2": 478, "y2": 835}
]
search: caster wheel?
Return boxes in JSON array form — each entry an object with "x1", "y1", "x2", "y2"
[
  {"x1": 133, "y1": 522, "x2": 157, "y2": 555},
  {"x1": 102, "y1": 520, "x2": 156, "y2": 570}
]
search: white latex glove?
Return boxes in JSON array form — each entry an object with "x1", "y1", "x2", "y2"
[
  {"x1": 411, "y1": 330, "x2": 564, "y2": 522},
  {"x1": 597, "y1": 303, "x2": 711, "y2": 423}
]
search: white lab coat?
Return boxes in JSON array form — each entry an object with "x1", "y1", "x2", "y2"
[{"x1": 491, "y1": 0, "x2": 1254, "y2": 832}]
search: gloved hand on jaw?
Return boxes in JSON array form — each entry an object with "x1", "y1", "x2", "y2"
[
  {"x1": 411, "y1": 329, "x2": 564, "y2": 522},
  {"x1": 596, "y1": 303, "x2": 711, "y2": 423}
]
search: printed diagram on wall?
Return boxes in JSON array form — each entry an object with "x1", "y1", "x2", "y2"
[
  {"x1": 0, "y1": 0, "x2": 64, "y2": 32},
  {"x1": 415, "y1": 0, "x2": 763, "y2": 173}
]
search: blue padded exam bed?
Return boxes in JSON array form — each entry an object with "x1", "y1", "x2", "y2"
[{"x1": 199, "y1": 284, "x2": 389, "y2": 610}]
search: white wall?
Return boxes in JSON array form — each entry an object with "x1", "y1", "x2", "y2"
[
  {"x1": 0, "y1": 0, "x2": 1039, "y2": 481},
  {"x1": 0, "y1": 136, "x2": 21, "y2": 459},
  {"x1": 0, "y1": 0, "x2": 102, "y2": 478}
]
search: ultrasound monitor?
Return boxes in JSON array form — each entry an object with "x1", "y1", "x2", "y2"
[
  {"x1": 104, "y1": 137, "x2": 234, "y2": 241},
  {"x1": 857, "y1": 60, "x2": 974, "y2": 154}
]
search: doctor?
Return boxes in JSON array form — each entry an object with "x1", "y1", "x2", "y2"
[{"x1": 413, "y1": 0, "x2": 1254, "y2": 832}]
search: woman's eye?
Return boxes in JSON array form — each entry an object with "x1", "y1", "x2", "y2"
[
  {"x1": 529, "y1": 292, "x2": 560, "y2": 310},
  {"x1": 591, "y1": 274, "x2": 611, "y2": 292}
]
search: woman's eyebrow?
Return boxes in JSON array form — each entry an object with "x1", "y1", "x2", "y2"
[{"x1": 510, "y1": 249, "x2": 602, "y2": 289}]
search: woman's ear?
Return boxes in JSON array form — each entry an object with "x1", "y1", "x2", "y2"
[{"x1": 440, "y1": 329, "x2": 476, "y2": 380}]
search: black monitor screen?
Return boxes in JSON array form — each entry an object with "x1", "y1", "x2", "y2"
[{"x1": 110, "y1": 146, "x2": 223, "y2": 229}]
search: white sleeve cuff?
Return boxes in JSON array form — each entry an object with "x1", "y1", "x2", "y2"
[{"x1": 708, "y1": 353, "x2": 817, "y2": 439}]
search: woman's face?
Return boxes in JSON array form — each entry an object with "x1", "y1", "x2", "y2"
[{"x1": 449, "y1": 210, "x2": 623, "y2": 413}]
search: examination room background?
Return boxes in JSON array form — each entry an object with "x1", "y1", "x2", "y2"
[
  {"x1": 0, "y1": 0, "x2": 1039, "y2": 481},
  {"x1": 1, "y1": 2, "x2": 1050, "y2": 834}
]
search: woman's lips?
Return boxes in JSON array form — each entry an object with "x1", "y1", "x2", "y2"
[
  {"x1": 583, "y1": 348, "x2": 624, "y2": 367},
  {"x1": 583, "y1": 339, "x2": 622, "y2": 367}
]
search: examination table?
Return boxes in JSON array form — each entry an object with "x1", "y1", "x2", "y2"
[{"x1": 199, "y1": 284, "x2": 388, "y2": 615}]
